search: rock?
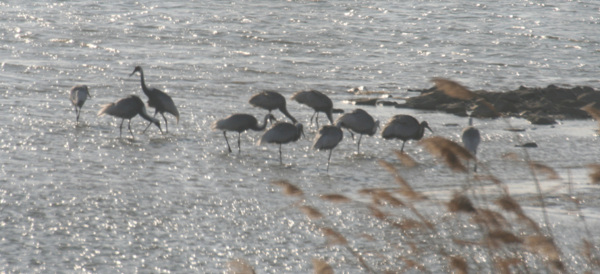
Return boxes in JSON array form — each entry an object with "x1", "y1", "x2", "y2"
[
  {"x1": 526, "y1": 114, "x2": 556, "y2": 125},
  {"x1": 346, "y1": 98, "x2": 379, "y2": 106},
  {"x1": 516, "y1": 142, "x2": 538, "y2": 148},
  {"x1": 377, "y1": 100, "x2": 399, "y2": 107},
  {"x1": 471, "y1": 100, "x2": 500, "y2": 118},
  {"x1": 577, "y1": 92, "x2": 600, "y2": 106},
  {"x1": 439, "y1": 102, "x2": 467, "y2": 116},
  {"x1": 345, "y1": 85, "x2": 598, "y2": 122}
]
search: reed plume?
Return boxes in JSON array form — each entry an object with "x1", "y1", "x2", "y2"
[
  {"x1": 431, "y1": 77, "x2": 476, "y2": 100},
  {"x1": 271, "y1": 180, "x2": 303, "y2": 196},
  {"x1": 312, "y1": 258, "x2": 334, "y2": 274},
  {"x1": 420, "y1": 136, "x2": 472, "y2": 172}
]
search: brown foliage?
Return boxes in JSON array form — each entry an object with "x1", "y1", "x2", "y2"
[
  {"x1": 420, "y1": 136, "x2": 472, "y2": 172},
  {"x1": 321, "y1": 227, "x2": 348, "y2": 246},
  {"x1": 529, "y1": 162, "x2": 560, "y2": 180},
  {"x1": 448, "y1": 194, "x2": 476, "y2": 213},
  {"x1": 271, "y1": 180, "x2": 303, "y2": 196},
  {"x1": 431, "y1": 77, "x2": 476, "y2": 100},
  {"x1": 298, "y1": 205, "x2": 324, "y2": 220},
  {"x1": 394, "y1": 150, "x2": 419, "y2": 168},
  {"x1": 587, "y1": 164, "x2": 600, "y2": 184},
  {"x1": 450, "y1": 256, "x2": 469, "y2": 274},
  {"x1": 227, "y1": 258, "x2": 255, "y2": 274},
  {"x1": 581, "y1": 103, "x2": 600, "y2": 122},
  {"x1": 312, "y1": 258, "x2": 334, "y2": 274},
  {"x1": 320, "y1": 194, "x2": 352, "y2": 203}
]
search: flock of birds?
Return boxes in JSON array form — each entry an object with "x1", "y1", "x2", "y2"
[{"x1": 69, "y1": 66, "x2": 481, "y2": 172}]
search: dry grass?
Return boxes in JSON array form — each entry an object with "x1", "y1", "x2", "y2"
[
  {"x1": 258, "y1": 78, "x2": 599, "y2": 273},
  {"x1": 431, "y1": 77, "x2": 476, "y2": 100},
  {"x1": 263, "y1": 149, "x2": 600, "y2": 273},
  {"x1": 227, "y1": 258, "x2": 255, "y2": 274}
]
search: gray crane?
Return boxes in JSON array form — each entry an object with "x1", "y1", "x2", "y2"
[
  {"x1": 212, "y1": 113, "x2": 276, "y2": 153},
  {"x1": 381, "y1": 115, "x2": 432, "y2": 152},
  {"x1": 130, "y1": 66, "x2": 179, "y2": 133},
  {"x1": 98, "y1": 95, "x2": 162, "y2": 138},
  {"x1": 291, "y1": 90, "x2": 342, "y2": 128},
  {"x1": 461, "y1": 117, "x2": 481, "y2": 172},
  {"x1": 249, "y1": 90, "x2": 297, "y2": 123},
  {"x1": 312, "y1": 122, "x2": 344, "y2": 172},
  {"x1": 69, "y1": 85, "x2": 91, "y2": 123},
  {"x1": 335, "y1": 108, "x2": 379, "y2": 153},
  {"x1": 258, "y1": 122, "x2": 304, "y2": 164}
]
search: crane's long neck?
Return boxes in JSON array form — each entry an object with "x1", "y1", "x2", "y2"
[
  {"x1": 326, "y1": 110, "x2": 333, "y2": 125},
  {"x1": 253, "y1": 115, "x2": 270, "y2": 131},
  {"x1": 280, "y1": 106, "x2": 297, "y2": 124},
  {"x1": 138, "y1": 70, "x2": 151, "y2": 96},
  {"x1": 139, "y1": 105, "x2": 159, "y2": 124}
]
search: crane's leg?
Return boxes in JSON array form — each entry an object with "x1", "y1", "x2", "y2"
[
  {"x1": 326, "y1": 149, "x2": 333, "y2": 172},
  {"x1": 309, "y1": 111, "x2": 317, "y2": 127},
  {"x1": 161, "y1": 112, "x2": 169, "y2": 133},
  {"x1": 237, "y1": 132, "x2": 242, "y2": 154},
  {"x1": 119, "y1": 119, "x2": 125, "y2": 138},
  {"x1": 279, "y1": 144, "x2": 283, "y2": 165},
  {"x1": 357, "y1": 134, "x2": 363, "y2": 153},
  {"x1": 315, "y1": 112, "x2": 320, "y2": 129},
  {"x1": 223, "y1": 131, "x2": 232, "y2": 153},
  {"x1": 75, "y1": 106, "x2": 80, "y2": 123},
  {"x1": 128, "y1": 119, "x2": 135, "y2": 139},
  {"x1": 400, "y1": 141, "x2": 406, "y2": 152},
  {"x1": 143, "y1": 121, "x2": 152, "y2": 133}
]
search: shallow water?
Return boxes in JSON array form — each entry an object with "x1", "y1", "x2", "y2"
[{"x1": 1, "y1": 1, "x2": 600, "y2": 272}]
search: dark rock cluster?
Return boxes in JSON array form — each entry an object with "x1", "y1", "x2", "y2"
[{"x1": 347, "y1": 85, "x2": 599, "y2": 125}]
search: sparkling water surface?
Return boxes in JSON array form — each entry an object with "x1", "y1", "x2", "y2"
[{"x1": 1, "y1": 1, "x2": 600, "y2": 272}]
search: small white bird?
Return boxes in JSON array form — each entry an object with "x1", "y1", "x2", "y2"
[
  {"x1": 98, "y1": 95, "x2": 162, "y2": 138},
  {"x1": 258, "y1": 122, "x2": 304, "y2": 164},
  {"x1": 212, "y1": 113, "x2": 276, "y2": 153},
  {"x1": 312, "y1": 122, "x2": 344, "y2": 172},
  {"x1": 69, "y1": 85, "x2": 91, "y2": 123},
  {"x1": 461, "y1": 117, "x2": 481, "y2": 172}
]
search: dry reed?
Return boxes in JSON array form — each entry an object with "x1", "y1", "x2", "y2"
[
  {"x1": 587, "y1": 164, "x2": 600, "y2": 184},
  {"x1": 259, "y1": 81, "x2": 599, "y2": 272},
  {"x1": 420, "y1": 136, "x2": 473, "y2": 172},
  {"x1": 271, "y1": 180, "x2": 303, "y2": 196},
  {"x1": 298, "y1": 205, "x2": 324, "y2": 220},
  {"x1": 393, "y1": 150, "x2": 419, "y2": 168},
  {"x1": 227, "y1": 258, "x2": 255, "y2": 274},
  {"x1": 431, "y1": 77, "x2": 476, "y2": 100},
  {"x1": 320, "y1": 194, "x2": 352, "y2": 203},
  {"x1": 312, "y1": 258, "x2": 334, "y2": 274}
]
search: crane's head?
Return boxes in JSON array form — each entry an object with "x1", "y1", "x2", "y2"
[
  {"x1": 421, "y1": 121, "x2": 433, "y2": 133},
  {"x1": 130, "y1": 66, "x2": 143, "y2": 77}
]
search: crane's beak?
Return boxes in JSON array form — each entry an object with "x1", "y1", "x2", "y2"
[{"x1": 426, "y1": 125, "x2": 433, "y2": 133}]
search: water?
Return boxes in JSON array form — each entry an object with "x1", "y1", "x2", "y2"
[{"x1": 1, "y1": 1, "x2": 600, "y2": 272}]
